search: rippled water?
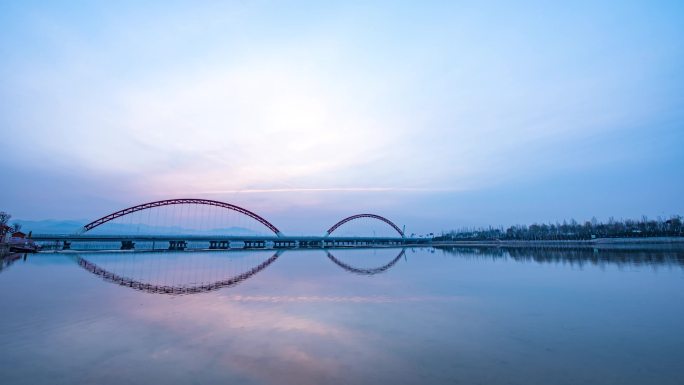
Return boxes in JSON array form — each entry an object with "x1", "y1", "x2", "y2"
[{"x1": 1, "y1": 246, "x2": 683, "y2": 385}]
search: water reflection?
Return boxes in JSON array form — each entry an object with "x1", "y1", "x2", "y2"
[
  {"x1": 73, "y1": 248, "x2": 409, "y2": 295},
  {"x1": 0, "y1": 253, "x2": 26, "y2": 273},
  {"x1": 76, "y1": 251, "x2": 282, "y2": 295},
  {"x1": 435, "y1": 245, "x2": 684, "y2": 267},
  {"x1": 2, "y1": 245, "x2": 684, "y2": 385},
  {"x1": 326, "y1": 249, "x2": 405, "y2": 275}
]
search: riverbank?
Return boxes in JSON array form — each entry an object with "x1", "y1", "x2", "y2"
[{"x1": 432, "y1": 237, "x2": 684, "y2": 248}]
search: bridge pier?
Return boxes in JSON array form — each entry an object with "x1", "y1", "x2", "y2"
[
  {"x1": 244, "y1": 240, "x2": 265, "y2": 249},
  {"x1": 274, "y1": 240, "x2": 295, "y2": 248},
  {"x1": 168, "y1": 240, "x2": 187, "y2": 251},
  {"x1": 120, "y1": 240, "x2": 135, "y2": 250},
  {"x1": 209, "y1": 240, "x2": 230, "y2": 249},
  {"x1": 62, "y1": 241, "x2": 71, "y2": 250},
  {"x1": 300, "y1": 240, "x2": 321, "y2": 248}
]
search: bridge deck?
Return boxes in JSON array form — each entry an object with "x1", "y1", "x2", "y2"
[
  {"x1": 31, "y1": 235, "x2": 421, "y2": 242},
  {"x1": 31, "y1": 234, "x2": 430, "y2": 251}
]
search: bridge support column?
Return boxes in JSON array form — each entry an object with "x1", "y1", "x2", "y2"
[
  {"x1": 168, "y1": 241, "x2": 187, "y2": 251},
  {"x1": 209, "y1": 240, "x2": 229, "y2": 249},
  {"x1": 120, "y1": 240, "x2": 135, "y2": 250},
  {"x1": 274, "y1": 241, "x2": 295, "y2": 249},
  {"x1": 244, "y1": 241, "x2": 265, "y2": 249}
]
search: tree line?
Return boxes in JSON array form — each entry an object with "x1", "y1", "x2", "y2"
[{"x1": 434, "y1": 215, "x2": 683, "y2": 241}]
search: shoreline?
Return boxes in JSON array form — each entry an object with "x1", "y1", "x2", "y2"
[{"x1": 432, "y1": 237, "x2": 684, "y2": 248}]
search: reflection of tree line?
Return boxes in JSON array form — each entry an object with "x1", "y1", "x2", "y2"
[
  {"x1": 434, "y1": 215, "x2": 684, "y2": 241},
  {"x1": 1, "y1": 253, "x2": 25, "y2": 272},
  {"x1": 435, "y1": 245, "x2": 684, "y2": 267}
]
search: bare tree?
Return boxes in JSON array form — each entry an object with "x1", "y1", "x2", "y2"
[
  {"x1": 0, "y1": 212, "x2": 11, "y2": 240},
  {"x1": 0, "y1": 211, "x2": 10, "y2": 227}
]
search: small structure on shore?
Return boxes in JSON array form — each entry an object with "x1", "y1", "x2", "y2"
[
  {"x1": 7, "y1": 231, "x2": 38, "y2": 253},
  {"x1": 0, "y1": 211, "x2": 38, "y2": 253}
]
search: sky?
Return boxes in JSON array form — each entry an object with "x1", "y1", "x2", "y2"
[{"x1": 1, "y1": 0, "x2": 683, "y2": 234}]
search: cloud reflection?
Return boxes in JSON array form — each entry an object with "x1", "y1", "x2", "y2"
[{"x1": 121, "y1": 287, "x2": 458, "y2": 384}]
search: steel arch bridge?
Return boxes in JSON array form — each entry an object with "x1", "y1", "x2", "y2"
[
  {"x1": 81, "y1": 199, "x2": 405, "y2": 239},
  {"x1": 326, "y1": 214, "x2": 404, "y2": 238},
  {"x1": 82, "y1": 198, "x2": 283, "y2": 236},
  {"x1": 31, "y1": 198, "x2": 428, "y2": 250}
]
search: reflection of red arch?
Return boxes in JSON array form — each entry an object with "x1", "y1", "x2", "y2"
[
  {"x1": 326, "y1": 249, "x2": 405, "y2": 275},
  {"x1": 83, "y1": 199, "x2": 282, "y2": 236},
  {"x1": 76, "y1": 252, "x2": 281, "y2": 295},
  {"x1": 326, "y1": 214, "x2": 404, "y2": 237}
]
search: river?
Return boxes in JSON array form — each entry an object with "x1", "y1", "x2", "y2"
[{"x1": 1, "y1": 246, "x2": 683, "y2": 385}]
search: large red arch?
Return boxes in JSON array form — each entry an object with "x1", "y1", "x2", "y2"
[
  {"x1": 326, "y1": 214, "x2": 404, "y2": 238},
  {"x1": 82, "y1": 198, "x2": 282, "y2": 236}
]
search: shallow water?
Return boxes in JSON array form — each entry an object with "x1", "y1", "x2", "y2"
[{"x1": 1, "y1": 246, "x2": 683, "y2": 385}]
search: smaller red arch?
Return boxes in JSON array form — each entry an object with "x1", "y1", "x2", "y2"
[{"x1": 326, "y1": 214, "x2": 404, "y2": 238}]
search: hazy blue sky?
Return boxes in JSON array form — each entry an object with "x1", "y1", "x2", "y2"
[{"x1": 1, "y1": 1, "x2": 683, "y2": 233}]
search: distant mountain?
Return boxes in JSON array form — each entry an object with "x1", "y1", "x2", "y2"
[
  {"x1": 15, "y1": 219, "x2": 264, "y2": 236},
  {"x1": 15, "y1": 219, "x2": 86, "y2": 234}
]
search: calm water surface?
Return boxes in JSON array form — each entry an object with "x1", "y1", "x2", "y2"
[{"x1": 1, "y1": 246, "x2": 683, "y2": 385}]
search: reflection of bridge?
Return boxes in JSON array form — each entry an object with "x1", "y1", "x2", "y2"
[
  {"x1": 75, "y1": 248, "x2": 406, "y2": 295},
  {"x1": 76, "y1": 251, "x2": 283, "y2": 295},
  {"x1": 32, "y1": 198, "x2": 430, "y2": 251},
  {"x1": 326, "y1": 249, "x2": 405, "y2": 275}
]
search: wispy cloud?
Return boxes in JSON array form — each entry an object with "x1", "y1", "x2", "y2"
[
  {"x1": 1, "y1": 1, "x2": 682, "y2": 225},
  {"x1": 219, "y1": 295, "x2": 462, "y2": 303},
  {"x1": 192, "y1": 187, "x2": 461, "y2": 194}
]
